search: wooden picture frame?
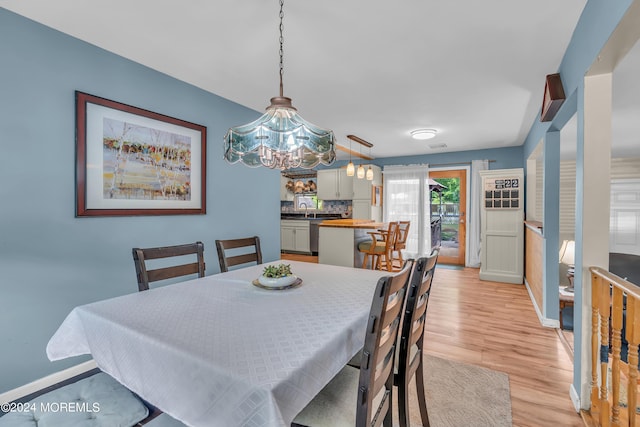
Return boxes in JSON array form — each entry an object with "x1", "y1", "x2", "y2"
[
  {"x1": 372, "y1": 185, "x2": 382, "y2": 207},
  {"x1": 75, "y1": 91, "x2": 206, "y2": 217}
]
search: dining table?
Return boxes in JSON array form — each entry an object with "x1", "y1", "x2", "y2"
[{"x1": 46, "y1": 260, "x2": 388, "y2": 427}]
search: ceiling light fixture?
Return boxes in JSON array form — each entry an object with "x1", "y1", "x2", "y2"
[
  {"x1": 357, "y1": 144, "x2": 365, "y2": 179},
  {"x1": 346, "y1": 138, "x2": 355, "y2": 177},
  {"x1": 366, "y1": 146, "x2": 373, "y2": 180},
  {"x1": 410, "y1": 129, "x2": 438, "y2": 140},
  {"x1": 224, "y1": 0, "x2": 335, "y2": 170}
]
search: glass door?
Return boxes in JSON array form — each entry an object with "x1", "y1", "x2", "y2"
[{"x1": 430, "y1": 169, "x2": 467, "y2": 265}]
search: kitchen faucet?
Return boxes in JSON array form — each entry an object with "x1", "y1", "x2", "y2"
[{"x1": 300, "y1": 202, "x2": 308, "y2": 218}]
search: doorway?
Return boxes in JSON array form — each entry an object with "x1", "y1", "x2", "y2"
[{"x1": 430, "y1": 169, "x2": 467, "y2": 265}]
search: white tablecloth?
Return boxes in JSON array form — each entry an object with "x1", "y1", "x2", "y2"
[{"x1": 47, "y1": 261, "x2": 387, "y2": 427}]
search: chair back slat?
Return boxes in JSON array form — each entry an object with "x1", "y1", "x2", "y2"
[
  {"x1": 394, "y1": 249, "x2": 439, "y2": 427},
  {"x1": 215, "y1": 236, "x2": 263, "y2": 272},
  {"x1": 139, "y1": 244, "x2": 204, "y2": 260},
  {"x1": 403, "y1": 252, "x2": 438, "y2": 350},
  {"x1": 356, "y1": 260, "x2": 413, "y2": 427},
  {"x1": 132, "y1": 242, "x2": 205, "y2": 292},
  {"x1": 146, "y1": 263, "x2": 202, "y2": 283},
  {"x1": 396, "y1": 221, "x2": 411, "y2": 246}
]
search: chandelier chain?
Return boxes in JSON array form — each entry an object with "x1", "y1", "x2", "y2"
[
  {"x1": 279, "y1": 0, "x2": 284, "y2": 97},
  {"x1": 223, "y1": 0, "x2": 335, "y2": 170}
]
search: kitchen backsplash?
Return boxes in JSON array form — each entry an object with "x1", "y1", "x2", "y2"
[{"x1": 281, "y1": 200, "x2": 352, "y2": 215}]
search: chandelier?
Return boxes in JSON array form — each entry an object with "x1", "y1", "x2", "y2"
[{"x1": 224, "y1": 0, "x2": 336, "y2": 170}]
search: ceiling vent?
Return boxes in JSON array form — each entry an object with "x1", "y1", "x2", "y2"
[{"x1": 429, "y1": 143, "x2": 447, "y2": 149}]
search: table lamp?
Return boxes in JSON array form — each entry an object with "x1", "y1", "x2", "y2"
[{"x1": 559, "y1": 240, "x2": 575, "y2": 292}]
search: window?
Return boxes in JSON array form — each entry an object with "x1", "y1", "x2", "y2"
[
  {"x1": 383, "y1": 165, "x2": 431, "y2": 257},
  {"x1": 295, "y1": 194, "x2": 321, "y2": 211}
]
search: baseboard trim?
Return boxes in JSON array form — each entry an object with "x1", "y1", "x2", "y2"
[
  {"x1": 570, "y1": 382, "x2": 581, "y2": 412},
  {"x1": 0, "y1": 360, "x2": 97, "y2": 404},
  {"x1": 524, "y1": 278, "x2": 545, "y2": 325},
  {"x1": 524, "y1": 278, "x2": 559, "y2": 328}
]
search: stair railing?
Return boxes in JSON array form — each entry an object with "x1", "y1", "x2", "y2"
[{"x1": 589, "y1": 267, "x2": 640, "y2": 427}]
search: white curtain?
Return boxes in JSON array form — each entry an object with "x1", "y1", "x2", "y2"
[
  {"x1": 468, "y1": 159, "x2": 489, "y2": 267},
  {"x1": 383, "y1": 164, "x2": 431, "y2": 258}
]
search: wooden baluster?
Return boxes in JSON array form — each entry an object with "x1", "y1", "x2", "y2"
[
  {"x1": 600, "y1": 277, "x2": 611, "y2": 427},
  {"x1": 593, "y1": 273, "x2": 602, "y2": 415},
  {"x1": 627, "y1": 297, "x2": 640, "y2": 427},
  {"x1": 611, "y1": 287, "x2": 624, "y2": 427}
]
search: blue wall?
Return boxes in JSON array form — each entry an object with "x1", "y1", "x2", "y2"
[
  {"x1": 519, "y1": 0, "x2": 635, "y2": 406},
  {"x1": 523, "y1": 0, "x2": 633, "y2": 158},
  {"x1": 0, "y1": 9, "x2": 281, "y2": 393},
  {"x1": 332, "y1": 146, "x2": 523, "y2": 171}
]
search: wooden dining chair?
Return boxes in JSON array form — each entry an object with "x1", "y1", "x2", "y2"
[
  {"x1": 357, "y1": 221, "x2": 399, "y2": 271},
  {"x1": 391, "y1": 221, "x2": 411, "y2": 269},
  {"x1": 215, "y1": 236, "x2": 263, "y2": 272},
  {"x1": 132, "y1": 241, "x2": 205, "y2": 292},
  {"x1": 395, "y1": 248, "x2": 439, "y2": 427},
  {"x1": 292, "y1": 260, "x2": 413, "y2": 427}
]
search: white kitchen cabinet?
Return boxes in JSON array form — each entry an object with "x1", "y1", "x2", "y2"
[
  {"x1": 280, "y1": 220, "x2": 310, "y2": 253},
  {"x1": 317, "y1": 168, "x2": 353, "y2": 200},
  {"x1": 352, "y1": 199, "x2": 371, "y2": 219},
  {"x1": 352, "y1": 164, "x2": 381, "y2": 199},
  {"x1": 352, "y1": 199, "x2": 382, "y2": 222},
  {"x1": 351, "y1": 165, "x2": 382, "y2": 220}
]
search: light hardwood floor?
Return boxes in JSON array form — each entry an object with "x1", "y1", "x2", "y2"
[{"x1": 282, "y1": 253, "x2": 583, "y2": 427}]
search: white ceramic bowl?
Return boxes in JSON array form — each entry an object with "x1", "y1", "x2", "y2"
[{"x1": 258, "y1": 274, "x2": 297, "y2": 288}]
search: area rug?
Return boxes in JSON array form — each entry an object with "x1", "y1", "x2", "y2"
[{"x1": 401, "y1": 355, "x2": 513, "y2": 427}]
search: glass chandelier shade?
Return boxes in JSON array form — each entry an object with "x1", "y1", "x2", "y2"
[
  {"x1": 223, "y1": 0, "x2": 336, "y2": 171},
  {"x1": 346, "y1": 161, "x2": 355, "y2": 176},
  {"x1": 224, "y1": 97, "x2": 335, "y2": 170},
  {"x1": 357, "y1": 164, "x2": 365, "y2": 179},
  {"x1": 366, "y1": 165, "x2": 373, "y2": 180}
]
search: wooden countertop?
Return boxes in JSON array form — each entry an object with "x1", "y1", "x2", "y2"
[{"x1": 319, "y1": 219, "x2": 386, "y2": 229}]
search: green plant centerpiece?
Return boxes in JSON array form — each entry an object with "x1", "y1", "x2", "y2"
[
  {"x1": 262, "y1": 264, "x2": 293, "y2": 278},
  {"x1": 258, "y1": 263, "x2": 297, "y2": 287}
]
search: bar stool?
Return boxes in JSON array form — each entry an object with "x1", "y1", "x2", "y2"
[
  {"x1": 391, "y1": 221, "x2": 411, "y2": 269},
  {"x1": 357, "y1": 222, "x2": 399, "y2": 271}
]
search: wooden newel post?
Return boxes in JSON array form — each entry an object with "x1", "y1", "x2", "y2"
[
  {"x1": 627, "y1": 298, "x2": 640, "y2": 427},
  {"x1": 598, "y1": 276, "x2": 611, "y2": 427},
  {"x1": 592, "y1": 273, "x2": 600, "y2": 415},
  {"x1": 611, "y1": 287, "x2": 623, "y2": 427}
]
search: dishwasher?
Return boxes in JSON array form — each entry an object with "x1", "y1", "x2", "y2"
[{"x1": 310, "y1": 220, "x2": 321, "y2": 255}]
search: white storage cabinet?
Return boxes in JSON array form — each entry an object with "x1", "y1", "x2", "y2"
[
  {"x1": 280, "y1": 220, "x2": 310, "y2": 253},
  {"x1": 317, "y1": 169, "x2": 353, "y2": 200}
]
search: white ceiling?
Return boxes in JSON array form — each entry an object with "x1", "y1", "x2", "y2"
[
  {"x1": 560, "y1": 38, "x2": 640, "y2": 160},
  {"x1": 6, "y1": 0, "x2": 637, "y2": 162}
]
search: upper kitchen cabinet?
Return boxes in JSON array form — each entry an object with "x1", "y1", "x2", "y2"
[
  {"x1": 317, "y1": 168, "x2": 354, "y2": 200},
  {"x1": 352, "y1": 165, "x2": 382, "y2": 199},
  {"x1": 352, "y1": 165, "x2": 382, "y2": 221}
]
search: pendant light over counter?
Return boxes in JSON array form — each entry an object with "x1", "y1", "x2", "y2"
[
  {"x1": 224, "y1": 0, "x2": 336, "y2": 170},
  {"x1": 346, "y1": 137, "x2": 355, "y2": 177},
  {"x1": 347, "y1": 135, "x2": 374, "y2": 180},
  {"x1": 356, "y1": 142, "x2": 365, "y2": 179}
]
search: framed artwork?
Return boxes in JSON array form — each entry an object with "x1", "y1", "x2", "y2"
[
  {"x1": 75, "y1": 91, "x2": 206, "y2": 217},
  {"x1": 372, "y1": 185, "x2": 382, "y2": 207}
]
